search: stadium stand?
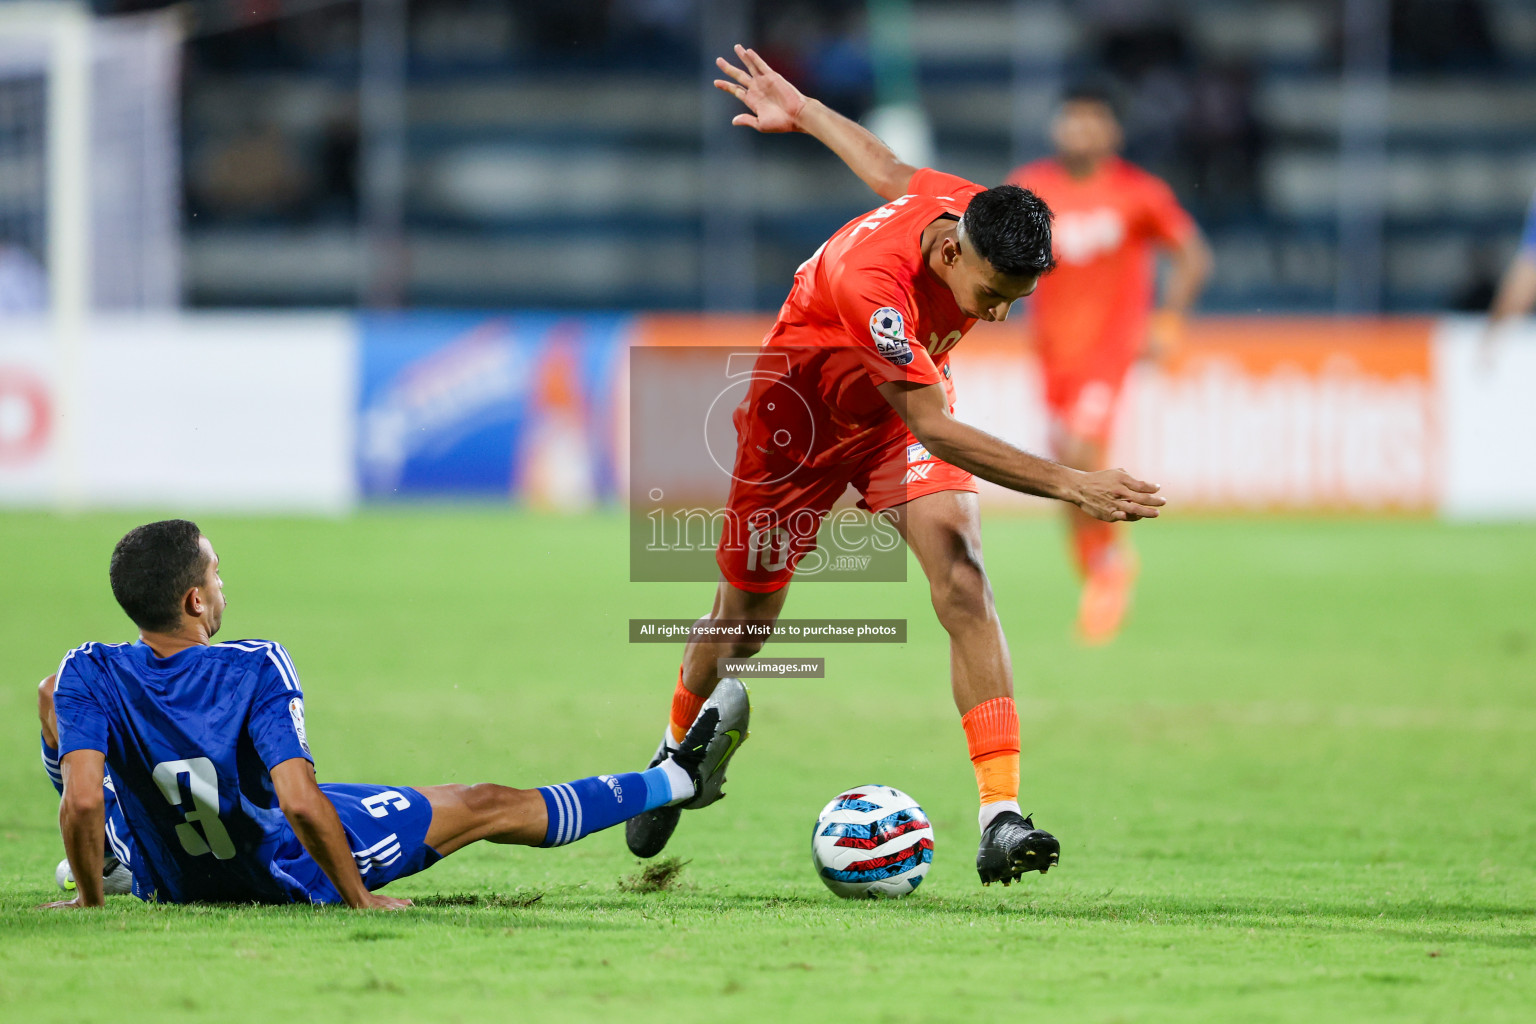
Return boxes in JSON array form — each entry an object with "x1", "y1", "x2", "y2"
[{"x1": 138, "y1": 0, "x2": 1536, "y2": 313}]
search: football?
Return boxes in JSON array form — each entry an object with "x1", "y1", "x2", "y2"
[{"x1": 810, "y1": 785, "x2": 934, "y2": 898}]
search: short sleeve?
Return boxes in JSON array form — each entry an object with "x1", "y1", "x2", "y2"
[
  {"x1": 246, "y1": 643, "x2": 314, "y2": 769},
  {"x1": 1139, "y1": 176, "x2": 1196, "y2": 247},
  {"x1": 830, "y1": 265, "x2": 943, "y2": 388},
  {"x1": 54, "y1": 653, "x2": 109, "y2": 757},
  {"x1": 908, "y1": 167, "x2": 982, "y2": 201}
]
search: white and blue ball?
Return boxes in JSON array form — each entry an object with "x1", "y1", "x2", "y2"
[{"x1": 811, "y1": 785, "x2": 933, "y2": 899}]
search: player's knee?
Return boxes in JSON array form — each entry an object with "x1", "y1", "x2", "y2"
[
  {"x1": 701, "y1": 609, "x2": 772, "y2": 659},
  {"x1": 462, "y1": 782, "x2": 535, "y2": 826},
  {"x1": 460, "y1": 782, "x2": 514, "y2": 812},
  {"x1": 929, "y1": 549, "x2": 995, "y2": 629},
  {"x1": 37, "y1": 674, "x2": 57, "y2": 724},
  {"x1": 727, "y1": 633, "x2": 766, "y2": 659},
  {"x1": 457, "y1": 782, "x2": 547, "y2": 842}
]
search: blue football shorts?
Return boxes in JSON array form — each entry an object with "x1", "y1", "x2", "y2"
[{"x1": 306, "y1": 783, "x2": 442, "y2": 899}]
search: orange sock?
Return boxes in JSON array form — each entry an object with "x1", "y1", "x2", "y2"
[
  {"x1": 1070, "y1": 516, "x2": 1117, "y2": 579},
  {"x1": 668, "y1": 668, "x2": 707, "y2": 744},
  {"x1": 961, "y1": 696, "x2": 1020, "y2": 806}
]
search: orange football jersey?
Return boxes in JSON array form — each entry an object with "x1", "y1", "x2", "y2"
[
  {"x1": 1006, "y1": 156, "x2": 1194, "y2": 378},
  {"x1": 745, "y1": 167, "x2": 985, "y2": 469}
]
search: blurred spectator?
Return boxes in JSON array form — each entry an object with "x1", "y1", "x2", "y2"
[{"x1": 192, "y1": 120, "x2": 308, "y2": 220}]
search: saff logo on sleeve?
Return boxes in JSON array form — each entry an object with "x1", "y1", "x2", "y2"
[
  {"x1": 288, "y1": 697, "x2": 310, "y2": 756},
  {"x1": 869, "y1": 307, "x2": 914, "y2": 366}
]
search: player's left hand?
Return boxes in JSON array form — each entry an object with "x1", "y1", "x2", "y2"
[
  {"x1": 38, "y1": 897, "x2": 95, "y2": 910},
  {"x1": 1073, "y1": 469, "x2": 1166, "y2": 522},
  {"x1": 1144, "y1": 310, "x2": 1187, "y2": 365},
  {"x1": 353, "y1": 893, "x2": 413, "y2": 911},
  {"x1": 714, "y1": 45, "x2": 807, "y2": 133}
]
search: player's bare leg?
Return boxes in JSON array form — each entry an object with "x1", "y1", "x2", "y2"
[
  {"x1": 38, "y1": 673, "x2": 59, "y2": 749},
  {"x1": 680, "y1": 580, "x2": 791, "y2": 700},
  {"x1": 887, "y1": 492, "x2": 1011, "y2": 713},
  {"x1": 1056, "y1": 432, "x2": 1137, "y2": 645},
  {"x1": 418, "y1": 685, "x2": 749, "y2": 858},
  {"x1": 419, "y1": 784, "x2": 549, "y2": 854},
  {"x1": 888, "y1": 489, "x2": 1060, "y2": 884},
  {"x1": 626, "y1": 580, "x2": 782, "y2": 858}
]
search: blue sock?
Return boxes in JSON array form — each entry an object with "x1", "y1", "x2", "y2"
[
  {"x1": 537, "y1": 766, "x2": 678, "y2": 848},
  {"x1": 41, "y1": 734, "x2": 63, "y2": 796}
]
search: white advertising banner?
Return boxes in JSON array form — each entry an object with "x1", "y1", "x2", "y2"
[
  {"x1": 1110, "y1": 322, "x2": 1439, "y2": 512},
  {"x1": 0, "y1": 313, "x2": 355, "y2": 512},
  {"x1": 638, "y1": 314, "x2": 1536, "y2": 519},
  {"x1": 0, "y1": 319, "x2": 56, "y2": 504},
  {"x1": 956, "y1": 318, "x2": 1443, "y2": 513},
  {"x1": 4, "y1": 312, "x2": 1536, "y2": 518},
  {"x1": 1435, "y1": 317, "x2": 1536, "y2": 521}
]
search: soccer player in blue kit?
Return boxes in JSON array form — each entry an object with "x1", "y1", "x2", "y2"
[{"x1": 40, "y1": 520, "x2": 749, "y2": 909}]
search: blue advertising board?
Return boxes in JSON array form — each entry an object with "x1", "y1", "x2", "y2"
[{"x1": 357, "y1": 313, "x2": 629, "y2": 502}]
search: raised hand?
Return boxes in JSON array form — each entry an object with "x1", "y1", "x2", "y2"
[
  {"x1": 1073, "y1": 469, "x2": 1166, "y2": 522},
  {"x1": 713, "y1": 44, "x2": 807, "y2": 133}
]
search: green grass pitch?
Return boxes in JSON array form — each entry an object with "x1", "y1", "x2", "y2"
[{"x1": 2, "y1": 510, "x2": 1534, "y2": 1022}]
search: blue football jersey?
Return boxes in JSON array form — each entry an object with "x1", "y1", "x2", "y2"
[{"x1": 53, "y1": 639, "x2": 328, "y2": 904}]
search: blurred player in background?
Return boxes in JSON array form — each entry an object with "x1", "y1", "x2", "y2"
[
  {"x1": 1007, "y1": 84, "x2": 1211, "y2": 644},
  {"x1": 1484, "y1": 186, "x2": 1536, "y2": 361},
  {"x1": 626, "y1": 47, "x2": 1166, "y2": 888}
]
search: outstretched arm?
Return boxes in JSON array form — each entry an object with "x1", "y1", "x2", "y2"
[
  {"x1": 1147, "y1": 230, "x2": 1213, "y2": 362},
  {"x1": 878, "y1": 380, "x2": 1165, "y2": 522},
  {"x1": 714, "y1": 44, "x2": 917, "y2": 201},
  {"x1": 40, "y1": 750, "x2": 106, "y2": 909},
  {"x1": 1160, "y1": 230, "x2": 1212, "y2": 318}
]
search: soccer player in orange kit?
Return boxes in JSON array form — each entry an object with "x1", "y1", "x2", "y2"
[
  {"x1": 1007, "y1": 83, "x2": 1211, "y2": 644},
  {"x1": 625, "y1": 47, "x2": 1167, "y2": 887}
]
